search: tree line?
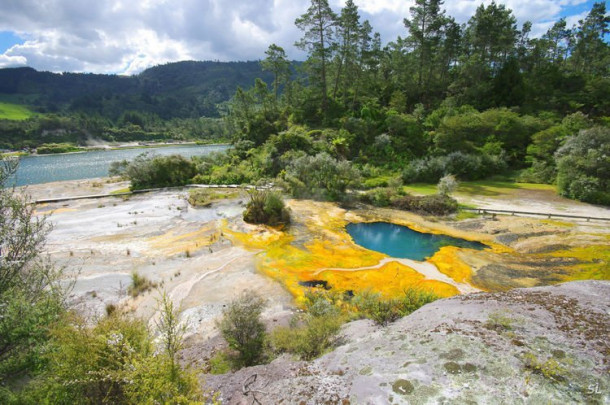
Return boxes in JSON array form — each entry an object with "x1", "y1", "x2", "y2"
[{"x1": 223, "y1": 0, "x2": 609, "y2": 205}]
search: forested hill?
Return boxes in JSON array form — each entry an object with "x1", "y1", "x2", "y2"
[{"x1": 0, "y1": 61, "x2": 273, "y2": 119}]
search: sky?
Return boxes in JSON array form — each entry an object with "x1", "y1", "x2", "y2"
[{"x1": 0, "y1": 0, "x2": 603, "y2": 75}]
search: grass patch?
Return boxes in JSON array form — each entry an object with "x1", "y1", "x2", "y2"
[
  {"x1": 187, "y1": 188, "x2": 241, "y2": 207},
  {"x1": 405, "y1": 179, "x2": 556, "y2": 198},
  {"x1": 110, "y1": 187, "x2": 131, "y2": 194},
  {"x1": 402, "y1": 183, "x2": 438, "y2": 196},
  {"x1": 0, "y1": 102, "x2": 34, "y2": 120}
]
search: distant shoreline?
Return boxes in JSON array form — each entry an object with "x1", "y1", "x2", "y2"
[{"x1": 3, "y1": 141, "x2": 231, "y2": 157}]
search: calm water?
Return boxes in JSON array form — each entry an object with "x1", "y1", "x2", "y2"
[
  {"x1": 9, "y1": 144, "x2": 229, "y2": 186},
  {"x1": 346, "y1": 222, "x2": 486, "y2": 261}
]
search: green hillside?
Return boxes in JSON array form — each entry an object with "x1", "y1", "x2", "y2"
[{"x1": 0, "y1": 102, "x2": 34, "y2": 120}]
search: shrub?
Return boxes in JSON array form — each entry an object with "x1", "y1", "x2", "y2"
[
  {"x1": 271, "y1": 290, "x2": 345, "y2": 360},
  {"x1": 128, "y1": 271, "x2": 157, "y2": 297},
  {"x1": 123, "y1": 153, "x2": 197, "y2": 190},
  {"x1": 555, "y1": 127, "x2": 610, "y2": 205},
  {"x1": 282, "y1": 152, "x2": 361, "y2": 201},
  {"x1": 360, "y1": 187, "x2": 402, "y2": 207},
  {"x1": 402, "y1": 152, "x2": 507, "y2": 183},
  {"x1": 23, "y1": 311, "x2": 203, "y2": 404},
  {"x1": 392, "y1": 194, "x2": 458, "y2": 215},
  {"x1": 217, "y1": 291, "x2": 267, "y2": 368},
  {"x1": 352, "y1": 288, "x2": 439, "y2": 326},
  {"x1": 437, "y1": 174, "x2": 458, "y2": 196},
  {"x1": 243, "y1": 190, "x2": 290, "y2": 226}
]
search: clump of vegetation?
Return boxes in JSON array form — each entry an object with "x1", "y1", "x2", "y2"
[
  {"x1": 555, "y1": 127, "x2": 610, "y2": 205},
  {"x1": 392, "y1": 194, "x2": 458, "y2": 216},
  {"x1": 110, "y1": 153, "x2": 197, "y2": 190},
  {"x1": 18, "y1": 302, "x2": 203, "y2": 404},
  {"x1": 187, "y1": 188, "x2": 241, "y2": 207},
  {"x1": 217, "y1": 290, "x2": 268, "y2": 368},
  {"x1": 352, "y1": 288, "x2": 439, "y2": 326},
  {"x1": 271, "y1": 290, "x2": 345, "y2": 360},
  {"x1": 522, "y1": 352, "x2": 567, "y2": 382},
  {"x1": 36, "y1": 143, "x2": 83, "y2": 154},
  {"x1": 437, "y1": 174, "x2": 458, "y2": 196},
  {"x1": 243, "y1": 190, "x2": 290, "y2": 226},
  {"x1": 280, "y1": 152, "x2": 360, "y2": 201},
  {"x1": 360, "y1": 187, "x2": 404, "y2": 207},
  {"x1": 128, "y1": 271, "x2": 157, "y2": 297}
]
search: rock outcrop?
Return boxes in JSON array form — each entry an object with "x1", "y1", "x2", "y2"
[{"x1": 206, "y1": 280, "x2": 609, "y2": 404}]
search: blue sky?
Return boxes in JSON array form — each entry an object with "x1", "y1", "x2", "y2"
[
  {"x1": 0, "y1": 0, "x2": 605, "y2": 75},
  {"x1": 0, "y1": 31, "x2": 23, "y2": 54}
]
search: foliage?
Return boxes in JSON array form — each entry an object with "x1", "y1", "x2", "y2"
[
  {"x1": 119, "y1": 153, "x2": 197, "y2": 190},
  {"x1": 555, "y1": 127, "x2": 610, "y2": 205},
  {"x1": 0, "y1": 157, "x2": 66, "y2": 384},
  {"x1": 217, "y1": 290, "x2": 267, "y2": 368},
  {"x1": 36, "y1": 143, "x2": 82, "y2": 154},
  {"x1": 352, "y1": 288, "x2": 439, "y2": 326},
  {"x1": 128, "y1": 271, "x2": 157, "y2": 297},
  {"x1": 360, "y1": 187, "x2": 403, "y2": 207},
  {"x1": 402, "y1": 151, "x2": 508, "y2": 183},
  {"x1": 271, "y1": 290, "x2": 344, "y2": 360},
  {"x1": 243, "y1": 190, "x2": 291, "y2": 226},
  {"x1": 392, "y1": 194, "x2": 458, "y2": 216},
  {"x1": 20, "y1": 311, "x2": 203, "y2": 404},
  {"x1": 281, "y1": 152, "x2": 360, "y2": 201},
  {"x1": 437, "y1": 174, "x2": 458, "y2": 196}
]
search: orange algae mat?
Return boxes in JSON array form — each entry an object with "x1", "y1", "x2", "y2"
[{"x1": 222, "y1": 200, "x2": 487, "y2": 302}]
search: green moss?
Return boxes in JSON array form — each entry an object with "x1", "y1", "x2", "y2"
[{"x1": 392, "y1": 379, "x2": 414, "y2": 395}]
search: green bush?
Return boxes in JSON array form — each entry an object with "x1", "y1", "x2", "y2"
[
  {"x1": 555, "y1": 127, "x2": 610, "y2": 205},
  {"x1": 392, "y1": 194, "x2": 458, "y2": 215},
  {"x1": 123, "y1": 153, "x2": 197, "y2": 190},
  {"x1": 243, "y1": 190, "x2": 290, "y2": 226},
  {"x1": 352, "y1": 289, "x2": 439, "y2": 326},
  {"x1": 21, "y1": 311, "x2": 203, "y2": 404},
  {"x1": 402, "y1": 152, "x2": 507, "y2": 183},
  {"x1": 36, "y1": 143, "x2": 82, "y2": 154},
  {"x1": 281, "y1": 152, "x2": 361, "y2": 201},
  {"x1": 217, "y1": 291, "x2": 267, "y2": 368},
  {"x1": 360, "y1": 187, "x2": 402, "y2": 207},
  {"x1": 270, "y1": 290, "x2": 345, "y2": 360},
  {"x1": 271, "y1": 314, "x2": 344, "y2": 360}
]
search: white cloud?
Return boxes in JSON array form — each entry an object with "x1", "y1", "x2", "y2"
[{"x1": 0, "y1": 0, "x2": 597, "y2": 74}]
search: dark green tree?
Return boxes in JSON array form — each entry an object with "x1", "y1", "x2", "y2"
[
  {"x1": 295, "y1": 0, "x2": 338, "y2": 114},
  {"x1": 261, "y1": 44, "x2": 291, "y2": 102}
]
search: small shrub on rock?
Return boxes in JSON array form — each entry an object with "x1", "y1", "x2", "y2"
[
  {"x1": 243, "y1": 190, "x2": 290, "y2": 226},
  {"x1": 217, "y1": 291, "x2": 267, "y2": 368}
]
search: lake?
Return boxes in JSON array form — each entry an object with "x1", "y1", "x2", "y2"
[
  {"x1": 8, "y1": 144, "x2": 229, "y2": 186},
  {"x1": 346, "y1": 222, "x2": 486, "y2": 261}
]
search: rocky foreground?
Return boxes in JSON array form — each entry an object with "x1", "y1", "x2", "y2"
[{"x1": 206, "y1": 280, "x2": 609, "y2": 404}]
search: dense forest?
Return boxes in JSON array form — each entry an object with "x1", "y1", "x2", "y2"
[{"x1": 207, "y1": 0, "x2": 608, "y2": 205}]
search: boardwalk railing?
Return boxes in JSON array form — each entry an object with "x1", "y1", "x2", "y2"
[{"x1": 463, "y1": 208, "x2": 610, "y2": 222}]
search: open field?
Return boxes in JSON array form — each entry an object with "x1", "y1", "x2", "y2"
[{"x1": 0, "y1": 101, "x2": 34, "y2": 120}]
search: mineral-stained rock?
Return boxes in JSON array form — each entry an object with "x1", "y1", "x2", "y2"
[{"x1": 205, "y1": 281, "x2": 610, "y2": 404}]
